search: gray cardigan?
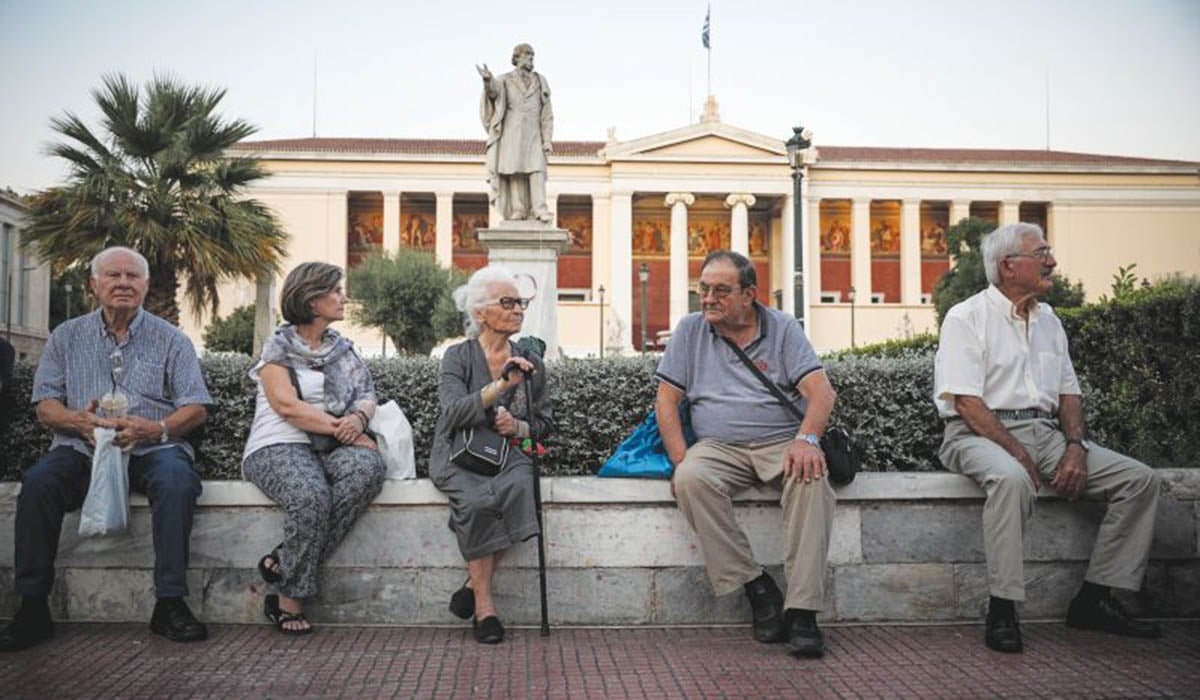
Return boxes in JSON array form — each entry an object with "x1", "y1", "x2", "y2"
[{"x1": 427, "y1": 338, "x2": 553, "y2": 484}]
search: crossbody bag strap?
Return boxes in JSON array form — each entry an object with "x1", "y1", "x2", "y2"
[
  {"x1": 286, "y1": 365, "x2": 304, "y2": 400},
  {"x1": 719, "y1": 336, "x2": 805, "y2": 423}
]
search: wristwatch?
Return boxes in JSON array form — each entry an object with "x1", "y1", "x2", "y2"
[
  {"x1": 795, "y1": 432, "x2": 821, "y2": 448},
  {"x1": 159, "y1": 420, "x2": 170, "y2": 444},
  {"x1": 1066, "y1": 437, "x2": 1091, "y2": 453}
]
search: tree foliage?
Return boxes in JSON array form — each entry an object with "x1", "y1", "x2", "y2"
[
  {"x1": 347, "y1": 250, "x2": 466, "y2": 355},
  {"x1": 202, "y1": 304, "x2": 258, "y2": 354},
  {"x1": 21, "y1": 73, "x2": 287, "y2": 325},
  {"x1": 932, "y1": 217, "x2": 1083, "y2": 325}
]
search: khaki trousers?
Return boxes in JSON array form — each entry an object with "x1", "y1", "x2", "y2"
[
  {"x1": 939, "y1": 418, "x2": 1160, "y2": 601},
  {"x1": 674, "y1": 438, "x2": 836, "y2": 611}
]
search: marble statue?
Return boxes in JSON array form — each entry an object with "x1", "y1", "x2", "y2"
[{"x1": 477, "y1": 43, "x2": 554, "y2": 223}]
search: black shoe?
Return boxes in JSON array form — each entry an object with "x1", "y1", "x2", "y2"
[
  {"x1": 744, "y1": 571, "x2": 787, "y2": 643},
  {"x1": 449, "y1": 582, "x2": 475, "y2": 620},
  {"x1": 0, "y1": 604, "x2": 54, "y2": 652},
  {"x1": 785, "y1": 609, "x2": 825, "y2": 658},
  {"x1": 985, "y1": 608, "x2": 1023, "y2": 653},
  {"x1": 473, "y1": 615, "x2": 505, "y2": 644},
  {"x1": 150, "y1": 598, "x2": 208, "y2": 643},
  {"x1": 1066, "y1": 593, "x2": 1162, "y2": 638}
]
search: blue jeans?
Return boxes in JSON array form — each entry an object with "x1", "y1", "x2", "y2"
[{"x1": 14, "y1": 446, "x2": 202, "y2": 599}]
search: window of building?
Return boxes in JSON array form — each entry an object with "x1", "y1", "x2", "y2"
[
  {"x1": 818, "y1": 199, "x2": 852, "y2": 304},
  {"x1": 1020, "y1": 202, "x2": 1049, "y2": 237},
  {"x1": 969, "y1": 201, "x2": 999, "y2": 225},
  {"x1": 452, "y1": 193, "x2": 489, "y2": 275},
  {"x1": 557, "y1": 195, "x2": 593, "y2": 292},
  {"x1": 920, "y1": 201, "x2": 950, "y2": 301},
  {"x1": 347, "y1": 191, "x2": 383, "y2": 269},
  {"x1": 869, "y1": 200, "x2": 901, "y2": 303}
]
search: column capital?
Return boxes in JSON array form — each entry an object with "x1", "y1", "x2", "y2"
[
  {"x1": 664, "y1": 192, "x2": 695, "y2": 207},
  {"x1": 724, "y1": 193, "x2": 756, "y2": 209}
]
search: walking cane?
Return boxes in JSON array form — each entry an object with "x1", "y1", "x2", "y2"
[{"x1": 507, "y1": 354, "x2": 551, "y2": 636}]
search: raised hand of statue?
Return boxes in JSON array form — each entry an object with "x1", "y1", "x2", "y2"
[{"x1": 475, "y1": 63, "x2": 493, "y2": 82}]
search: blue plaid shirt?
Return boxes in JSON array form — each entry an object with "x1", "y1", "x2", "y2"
[{"x1": 32, "y1": 308, "x2": 213, "y2": 459}]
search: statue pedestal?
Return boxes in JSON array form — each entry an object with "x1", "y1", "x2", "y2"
[{"x1": 478, "y1": 222, "x2": 570, "y2": 358}]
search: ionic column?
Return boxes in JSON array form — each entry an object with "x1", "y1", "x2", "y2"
[
  {"x1": 329, "y1": 190, "x2": 349, "y2": 267},
  {"x1": 1000, "y1": 200, "x2": 1020, "y2": 226},
  {"x1": 806, "y1": 194, "x2": 821, "y2": 308},
  {"x1": 665, "y1": 192, "x2": 695, "y2": 330},
  {"x1": 950, "y1": 200, "x2": 971, "y2": 230},
  {"x1": 725, "y1": 193, "x2": 756, "y2": 256},
  {"x1": 851, "y1": 199, "x2": 871, "y2": 305},
  {"x1": 435, "y1": 192, "x2": 454, "y2": 267},
  {"x1": 900, "y1": 199, "x2": 922, "y2": 305},
  {"x1": 781, "y1": 192, "x2": 795, "y2": 315},
  {"x1": 382, "y1": 190, "x2": 401, "y2": 254},
  {"x1": 610, "y1": 192, "x2": 634, "y2": 352}
]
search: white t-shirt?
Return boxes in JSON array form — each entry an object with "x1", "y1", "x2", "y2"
[
  {"x1": 934, "y1": 285, "x2": 1081, "y2": 418},
  {"x1": 242, "y1": 362, "x2": 328, "y2": 463}
]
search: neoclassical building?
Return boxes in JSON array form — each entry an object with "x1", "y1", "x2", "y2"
[
  {"x1": 0, "y1": 192, "x2": 52, "y2": 361},
  {"x1": 200, "y1": 107, "x2": 1200, "y2": 355}
]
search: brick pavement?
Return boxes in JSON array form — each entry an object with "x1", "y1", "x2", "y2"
[{"x1": 1, "y1": 621, "x2": 1197, "y2": 699}]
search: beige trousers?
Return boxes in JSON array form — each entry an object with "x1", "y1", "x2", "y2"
[
  {"x1": 673, "y1": 438, "x2": 836, "y2": 611},
  {"x1": 939, "y1": 418, "x2": 1160, "y2": 601}
]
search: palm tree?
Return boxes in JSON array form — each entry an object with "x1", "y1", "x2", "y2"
[{"x1": 22, "y1": 73, "x2": 287, "y2": 325}]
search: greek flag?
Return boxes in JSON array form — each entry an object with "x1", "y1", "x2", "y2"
[{"x1": 702, "y1": 6, "x2": 710, "y2": 49}]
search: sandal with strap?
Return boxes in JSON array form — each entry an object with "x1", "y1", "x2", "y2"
[
  {"x1": 264, "y1": 594, "x2": 313, "y2": 636},
  {"x1": 257, "y1": 544, "x2": 284, "y2": 584}
]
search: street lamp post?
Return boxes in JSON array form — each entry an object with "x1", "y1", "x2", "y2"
[
  {"x1": 848, "y1": 285, "x2": 857, "y2": 349},
  {"x1": 64, "y1": 283, "x2": 73, "y2": 322},
  {"x1": 785, "y1": 125, "x2": 813, "y2": 329},
  {"x1": 597, "y1": 284, "x2": 606, "y2": 359},
  {"x1": 638, "y1": 263, "x2": 649, "y2": 357}
]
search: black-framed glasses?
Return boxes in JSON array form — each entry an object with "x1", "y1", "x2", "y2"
[
  {"x1": 495, "y1": 296, "x2": 532, "y2": 310},
  {"x1": 1005, "y1": 246, "x2": 1054, "y2": 261},
  {"x1": 697, "y1": 283, "x2": 743, "y2": 299}
]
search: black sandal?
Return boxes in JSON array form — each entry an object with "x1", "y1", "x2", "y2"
[
  {"x1": 264, "y1": 594, "x2": 312, "y2": 636},
  {"x1": 449, "y1": 579, "x2": 475, "y2": 620},
  {"x1": 257, "y1": 544, "x2": 284, "y2": 584},
  {"x1": 473, "y1": 615, "x2": 505, "y2": 644}
]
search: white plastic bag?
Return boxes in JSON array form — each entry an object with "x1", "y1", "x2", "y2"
[
  {"x1": 78, "y1": 427, "x2": 130, "y2": 537},
  {"x1": 370, "y1": 401, "x2": 415, "y2": 479}
]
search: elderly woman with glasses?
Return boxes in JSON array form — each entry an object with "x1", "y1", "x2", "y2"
[{"x1": 429, "y1": 265, "x2": 553, "y2": 644}]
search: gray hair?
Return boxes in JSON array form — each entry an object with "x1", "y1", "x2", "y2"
[
  {"x1": 279, "y1": 261, "x2": 343, "y2": 325},
  {"x1": 982, "y1": 223, "x2": 1046, "y2": 286},
  {"x1": 453, "y1": 265, "x2": 521, "y2": 337},
  {"x1": 701, "y1": 249, "x2": 757, "y2": 288},
  {"x1": 91, "y1": 246, "x2": 149, "y2": 279}
]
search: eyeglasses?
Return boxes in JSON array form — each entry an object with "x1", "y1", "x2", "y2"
[
  {"x1": 494, "y1": 296, "x2": 532, "y2": 310},
  {"x1": 1005, "y1": 247, "x2": 1054, "y2": 261},
  {"x1": 697, "y1": 283, "x2": 743, "y2": 299}
]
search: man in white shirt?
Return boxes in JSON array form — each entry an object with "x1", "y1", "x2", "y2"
[{"x1": 934, "y1": 223, "x2": 1161, "y2": 653}]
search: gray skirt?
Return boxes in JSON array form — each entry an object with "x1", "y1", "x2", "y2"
[{"x1": 432, "y1": 458, "x2": 539, "y2": 561}]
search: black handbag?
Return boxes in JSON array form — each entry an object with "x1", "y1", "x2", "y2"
[
  {"x1": 286, "y1": 366, "x2": 341, "y2": 454},
  {"x1": 719, "y1": 336, "x2": 861, "y2": 485},
  {"x1": 450, "y1": 424, "x2": 511, "y2": 477}
]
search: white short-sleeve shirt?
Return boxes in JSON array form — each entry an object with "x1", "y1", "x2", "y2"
[{"x1": 934, "y1": 285, "x2": 1081, "y2": 418}]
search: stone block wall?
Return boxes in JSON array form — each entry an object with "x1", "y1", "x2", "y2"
[{"x1": 0, "y1": 471, "x2": 1196, "y2": 626}]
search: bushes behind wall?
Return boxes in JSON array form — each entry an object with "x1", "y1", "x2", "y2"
[{"x1": 2, "y1": 278, "x2": 1196, "y2": 480}]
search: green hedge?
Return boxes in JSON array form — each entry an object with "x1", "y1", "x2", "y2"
[
  {"x1": 1059, "y1": 278, "x2": 1200, "y2": 472},
  {"x1": 2, "y1": 280, "x2": 1195, "y2": 480},
  {"x1": 1, "y1": 352, "x2": 953, "y2": 480}
]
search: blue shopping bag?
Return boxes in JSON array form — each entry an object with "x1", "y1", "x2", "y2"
[{"x1": 598, "y1": 402, "x2": 696, "y2": 479}]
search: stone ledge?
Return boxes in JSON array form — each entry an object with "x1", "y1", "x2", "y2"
[{"x1": 6, "y1": 469, "x2": 1194, "y2": 507}]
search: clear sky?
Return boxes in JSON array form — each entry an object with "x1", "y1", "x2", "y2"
[{"x1": 2, "y1": 0, "x2": 1198, "y2": 193}]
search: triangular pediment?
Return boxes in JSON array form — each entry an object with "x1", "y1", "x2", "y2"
[{"x1": 605, "y1": 121, "x2": 786, "y2": 162}]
